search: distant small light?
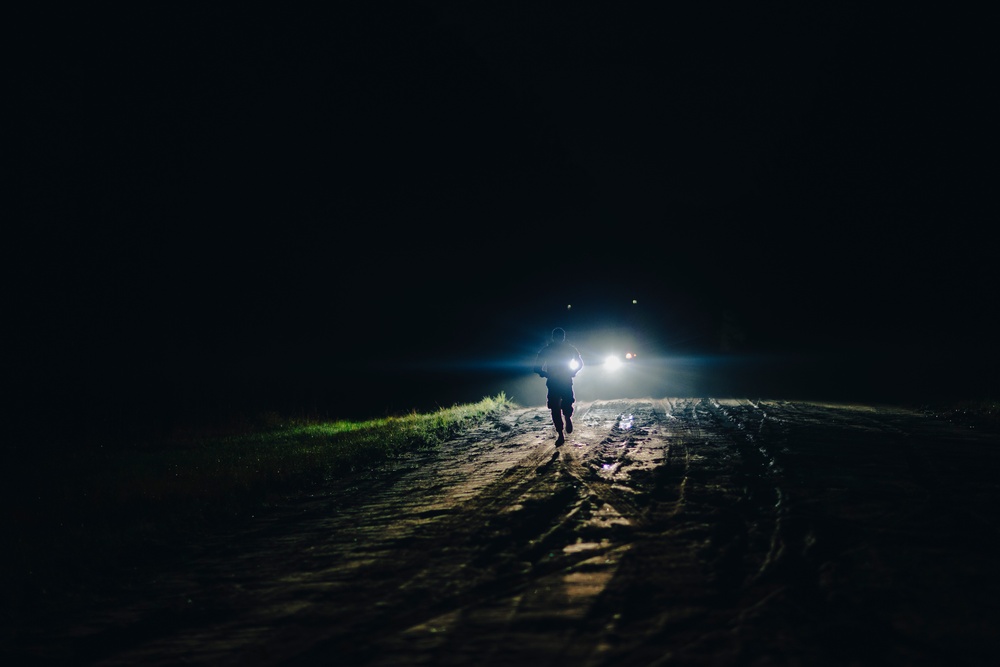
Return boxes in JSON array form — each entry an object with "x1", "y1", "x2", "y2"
[
  {"x1": 632, "y1": 299, "x2": 638, "y2": 305},
  {"x1": 567, "y1": 304, "x2": 572, "y2": 310},
  {"x1": 625, "y1": 352, "x2": 635, "y2": 360}
]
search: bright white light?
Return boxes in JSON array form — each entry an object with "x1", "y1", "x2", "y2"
[
  {"x1": 569, "y1": 359, "x2": 580, "y2": 372},
  {"x1": 604, "y1": 355, "x2": 622, "y2": 371}
]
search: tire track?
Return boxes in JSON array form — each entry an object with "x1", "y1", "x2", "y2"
[
  {"x1": 565, "y1": 397, "x2": 787, "y2": 665},
  {"x1": 17, "y1": 399, "x2": 1000, "y2": 667},
  {"x1": 68, "y1": 408, "x2": 568, "y2": 667},
  {"x1": 350, "y1": 402, "x2": 666, "y2": 666}
]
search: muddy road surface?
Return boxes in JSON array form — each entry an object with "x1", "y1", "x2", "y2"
[{"x1": 7, "y1": 398, "x2": 1000, "y2": 666}]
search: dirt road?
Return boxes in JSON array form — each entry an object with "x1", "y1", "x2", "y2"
[{"x1": 8, "y1": 398, "x2": 1000, "y2": 666}]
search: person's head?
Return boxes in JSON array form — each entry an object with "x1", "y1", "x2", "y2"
[{"x1": 551, "y1": 327, "x2": 566, "y2": 342}]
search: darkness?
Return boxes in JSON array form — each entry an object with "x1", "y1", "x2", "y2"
[{"x1": 8, "y1": 4, "x2": 996, "y2": 439}]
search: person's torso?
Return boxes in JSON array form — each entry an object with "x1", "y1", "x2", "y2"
[{"x1": 541, "y1": 341, "x2": 579, "y2": 380}]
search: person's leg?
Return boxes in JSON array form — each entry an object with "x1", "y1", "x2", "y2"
[
  {"x1": 553, "y1": 406, "x2": 565, "y2": 444},
  {"x1": 550, "y1": 401, "x2": 564, "y2": 433},
  {"x1": 547, "y1": 394, "x2": 565, "y2": 444},
  {"x1": 563, "y1": 390, "x2": 575, "y2": 434}
]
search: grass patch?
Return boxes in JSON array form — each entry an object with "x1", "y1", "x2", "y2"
[
  {"x1": 104, "y1": 392, "x2": 514, "y2": 508},
  {"x1": 4, "y1": 394, "x2": 517, "y2": 613}
]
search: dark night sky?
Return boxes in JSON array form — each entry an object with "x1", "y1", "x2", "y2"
[{"x1": 8, "y1": 4, "x2": 997, "y2": 429}]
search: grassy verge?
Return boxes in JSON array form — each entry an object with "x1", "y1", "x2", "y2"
[{"x1": 4, "y1": 394, "x2": 517, "y2": 613}]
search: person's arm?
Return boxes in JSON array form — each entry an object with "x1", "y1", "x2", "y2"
[{"x1": 533, "y1": 349, "x2": 548, "y2": 377}]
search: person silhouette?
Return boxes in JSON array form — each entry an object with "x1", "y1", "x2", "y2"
[{"x1": 533, "y1": 327, "x2": 584, "y2": 446}]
